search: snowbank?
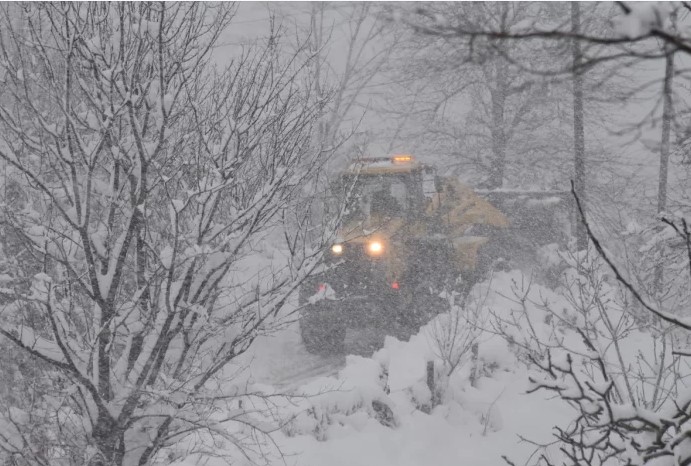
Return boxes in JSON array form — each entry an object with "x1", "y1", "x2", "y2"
[
  {"x1": 167, "y1": 261, "x2": 674, "y2": 466},
  {"x1": 165, "y1": 311, "x2": 570, "y2": 465},
  {"x1": 269, "y1": 307, "x2": 572, "y2": 466}
]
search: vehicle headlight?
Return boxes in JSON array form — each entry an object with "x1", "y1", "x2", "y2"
[
  {"x1": 331, "y1": 243, "x2": 343, "y2": 255},
  {"x1": 367, "y1": 241, "x2": 383, "y2": 255}
]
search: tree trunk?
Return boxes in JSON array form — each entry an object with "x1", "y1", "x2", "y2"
[
  {"x1": 658, "y1": 49, "x2": 674, "y2": 215},
  {"x1": 572, "y1": 2, "x2": 587, "y2": 251},
  {"x1": 489, "y1": 59, "x2": 507, "y2": 189},
  {"x1": 655, "y1": 44, "x2": 675, "y2": 291},
  {"x1": 92, "y1": 411, "x2": 124, "y2": 465},
  {"x1": 310, "y1": 3, "x2": 328, "y2": 148}
]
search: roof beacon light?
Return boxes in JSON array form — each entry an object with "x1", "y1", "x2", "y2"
[{"x1": 391, "y1": 154, "x2": 414, "y2": 164}]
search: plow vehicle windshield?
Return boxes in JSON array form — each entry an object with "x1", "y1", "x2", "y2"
[{"x1": 344, "y1": 174, "x2": 423, "y2": 222}]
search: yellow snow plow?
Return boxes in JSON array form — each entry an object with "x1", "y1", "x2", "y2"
[{"x1": 299, "y1": 155, "x2": 509, "y2": 354}]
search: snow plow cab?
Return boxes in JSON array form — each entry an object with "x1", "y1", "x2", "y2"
[{"x1": 299, "y1": 155, "x2": 509, "y2": 354}]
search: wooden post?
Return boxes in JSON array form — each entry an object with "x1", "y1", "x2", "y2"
[
  {"x1": 426, "y1": 360, "x2": 436, "y2": 407},
  {"x1": 469, "y1": 342, "x2": 479, "y2": 387}
]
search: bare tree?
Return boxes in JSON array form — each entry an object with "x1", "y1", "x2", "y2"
[
  {"x1": 383, "y1": 2, "x2": 583, "y2": 189},
  {"x1": 308, "y1": 3, "x2": 399, "y2": 154},
  {"x1": 275, "y1": 1, "x2": 403, "y2": 170},
  {"x1": 522, "y1": 212, "x2": 691, "y2": 466},
  {"x1": 480, "y1": 243, "x2": 689, "y2": 465},
  {"x1": 428, "y1": 288, "x2": 486, "y2": 379},
  {"x1": 0, "y1": 3, "x2": 337, "y2": 465},
  {"x1": 397, "y1": 2, "x2": 690, "y2": 267}
]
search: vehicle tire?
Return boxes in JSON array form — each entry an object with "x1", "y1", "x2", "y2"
[{"x1": 300, "y1": 311, "x2": 346, "y2": 355}]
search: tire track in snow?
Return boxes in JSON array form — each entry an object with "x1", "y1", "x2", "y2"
[
  {"x1": 271, "y1": 354, "x2": 345, "y2": 391},
  {"x1": 269, "y1": 329, "x2": 386, "y2": 390},
  {"x1": 248, "y1": 323, "x2": 387, "y2": 391}
]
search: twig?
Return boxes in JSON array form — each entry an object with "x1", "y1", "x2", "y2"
[{"x1": 571, "y1": 181, "x2": 691, "y2": 331}]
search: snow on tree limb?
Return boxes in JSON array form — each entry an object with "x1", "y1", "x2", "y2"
[{"x1": 0, "y1": 3, "x2": 341, "y2": 464}]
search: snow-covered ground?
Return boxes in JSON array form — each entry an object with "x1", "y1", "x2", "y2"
[
  {"x1": 163, "y1": 269, "x2": 589, "y2": 466},
  {"x1": 230, "y1": 311, "x2": 400, "y2": 391},
  {"x1": 263, "y1": 341, "x2": 572, "y2": 466}
]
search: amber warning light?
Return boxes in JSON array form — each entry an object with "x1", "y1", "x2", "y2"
[{"x1": 391, "y1": 154, "x2": 413, "y2": 164}]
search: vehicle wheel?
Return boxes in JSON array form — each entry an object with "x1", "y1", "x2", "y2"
[{"x1": 300, "y1": 311, "x2": 346, "y2": 355}]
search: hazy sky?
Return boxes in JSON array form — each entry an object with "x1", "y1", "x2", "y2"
[{"x1": 210, "y1": 2, "x2": 681, "y2": 207}]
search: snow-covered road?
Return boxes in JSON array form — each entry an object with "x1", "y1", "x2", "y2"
[{"x1": 242, "y1": 321, "x2": 395, "y2": 390}]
